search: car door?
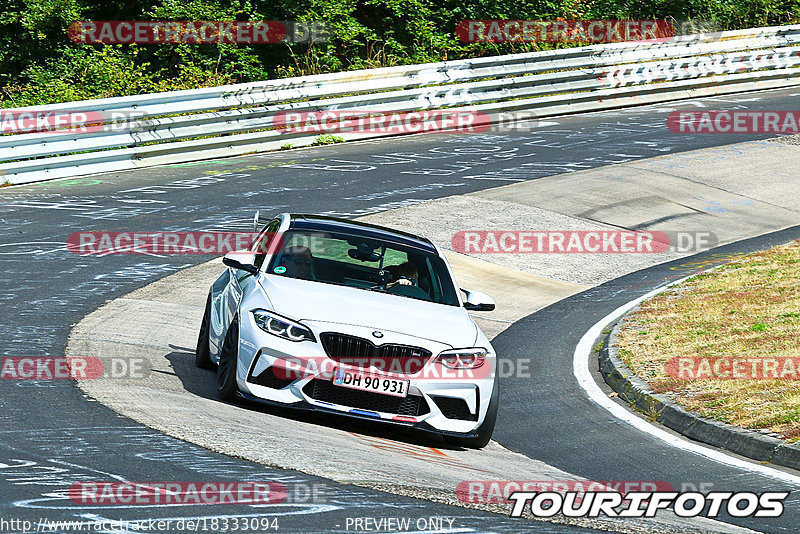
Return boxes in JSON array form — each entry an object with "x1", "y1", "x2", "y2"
[
  {"x1": 209, "y1": 219, "x2": 281, "y2": 360},
  {"x1": 209, "y1": 268, "x2": 232, "y2": 359}
]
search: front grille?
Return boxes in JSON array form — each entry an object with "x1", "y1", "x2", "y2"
[
  {"x1": 321, "y1": 333, "x2": 374, "y2": 358},
  {"x1": 320, "y1": 333, "x2": 431, "y2": 374},
  {"x1": 303, "y1": 379, "x2": 429, "y2": 417},
  {"x1": 432, "y1": 395, "x2": 478, "y2": 421}
]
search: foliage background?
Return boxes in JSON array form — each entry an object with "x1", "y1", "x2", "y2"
[{"x1": 2, "y1": 0, "x2": 798, "y2": 107}]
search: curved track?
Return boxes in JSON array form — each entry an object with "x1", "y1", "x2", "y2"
[
  {"x1": 494, "y1": 226, "x2": 800, "y2": 533},
  {"x1": 2, "y1": 87, "x2": 800, "y2": 532}
]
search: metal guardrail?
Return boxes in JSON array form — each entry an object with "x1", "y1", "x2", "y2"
[{"x1": 2, "y1": 24, "x2": 799, "y2": 184}]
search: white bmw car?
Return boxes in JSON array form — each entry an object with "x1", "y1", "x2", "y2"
[{"x1": 196, "y1": 213, "x2": 499, "y2": 447}]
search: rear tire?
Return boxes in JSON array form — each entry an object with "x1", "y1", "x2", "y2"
[
  {"x1": 216, "y1": 317, "x2": 240, "y2": 401},
  {"x1": 195, "y1": 293, "x2": 215, "y2": 370},
  {"x1": 446, "y1": 375, "x2": 499, "y2": 449}
]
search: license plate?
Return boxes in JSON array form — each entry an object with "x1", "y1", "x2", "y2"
[{"x1": 332, "y1": 368, "x2": 408, "y2": 398}]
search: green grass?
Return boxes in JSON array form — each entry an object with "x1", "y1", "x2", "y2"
[
  {"x1": 311, "y1": 134, "x2": 346, "y2": 146},
  {"x1": 617, "y1": 241, "x2": 800, "y2": 442}
]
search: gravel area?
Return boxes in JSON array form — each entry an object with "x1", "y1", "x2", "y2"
[{"x1": 767, "y1": 134, "x2": 800, "y2": 144}]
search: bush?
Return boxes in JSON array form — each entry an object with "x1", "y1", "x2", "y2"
[
  {"x1": 2, "y1": 0, "x2": 798, "y2": 107},
  {"x1": 311, "y1": 134, "x2": 345, "y2": 145}
]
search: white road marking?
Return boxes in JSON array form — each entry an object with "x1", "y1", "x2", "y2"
[
  {"x1": 48, "y1": 458, "x2": 129, "y2": 482},
  {"x1": 572, "y1": 276, "x2": 800, "y2": 486}
]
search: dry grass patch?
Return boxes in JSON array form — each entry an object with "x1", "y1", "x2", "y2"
[{"x1": 617, "y1": 240, "x2": 800, "y2": 441}]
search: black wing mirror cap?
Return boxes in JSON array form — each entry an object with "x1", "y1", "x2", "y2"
[
  {"x1": 223, "y1": 252, "x2": 259, "y2": 275},
  {"x1": 461, "y1": 288, "x2": 495, "y2": 311}
]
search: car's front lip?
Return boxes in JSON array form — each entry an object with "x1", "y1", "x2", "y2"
[
  {"x1": 237, "y1": 390, "x2": 482, "y2": 440},
  {"x1": 242, "y1": 355, "x2": 491, "y2": 434}
]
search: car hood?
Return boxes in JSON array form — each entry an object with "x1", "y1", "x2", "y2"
[{"x1": 257, "y1": 275, "x2": 477, "y2": 348}]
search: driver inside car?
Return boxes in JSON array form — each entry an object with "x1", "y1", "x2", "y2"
[
  {"x1": 385, "y1": 261, "x2": 418, "y2": 289},
  {"x1": 280, "y1": 245, "x2": 315, "y2": 280},
  {"x1": 385, "y1": 261, "x2": 429, "y2": 300}
]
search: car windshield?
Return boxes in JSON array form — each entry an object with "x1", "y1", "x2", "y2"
[{"x1": 267, "y1": 229, "x2": 460, "y2": 306}]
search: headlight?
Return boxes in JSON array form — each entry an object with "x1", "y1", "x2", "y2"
[
  {"x1": 252, "y1": 309, "x2": 315, "y2": 342},
  {"x1": 435, "y1": 348, "x2": 487, "y2": 369}
]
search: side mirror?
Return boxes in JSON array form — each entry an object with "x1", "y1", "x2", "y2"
[
  {"x1": 223, "y1": 251, "x2": 259, "y2": 275},
  {"x1": 461, "y1": 288, "x2": 495, "y2": 312}
]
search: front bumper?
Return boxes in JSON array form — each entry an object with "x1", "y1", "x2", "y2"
[{"x1": 235, "y1": 315, "x2": 495, "y2": 436}]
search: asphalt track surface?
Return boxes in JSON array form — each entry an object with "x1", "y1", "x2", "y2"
[
  {"x1": 494, "y1": 225, "x2": 800, "y2": 534},
  {"x1": 1, "y1": 87, "x2": 799, "y2": 532}
]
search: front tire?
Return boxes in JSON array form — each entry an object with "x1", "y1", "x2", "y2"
[
  {"x1": 195, "y1": 293, "x2": 215, "y2": 370},
  {"x1": 216, "y1": 316, "x2": 240, "y2": 401},
  {"x1": 446, "y1": 375, "x2": 499, "y2": 449}
]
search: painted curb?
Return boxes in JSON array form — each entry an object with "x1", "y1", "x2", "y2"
[{"x1": 598, "y1": 309, "x2": 800, "y2": 472}]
